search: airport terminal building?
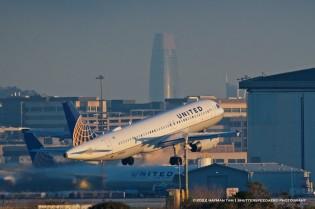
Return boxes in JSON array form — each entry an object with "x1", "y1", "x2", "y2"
[{"x1": 239, "y1": 68, "x2": 315, "y2": 176}]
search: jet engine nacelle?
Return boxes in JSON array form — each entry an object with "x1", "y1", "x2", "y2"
[{"x1": 190, "y1": 138, "x2": 221, "y2": 152}]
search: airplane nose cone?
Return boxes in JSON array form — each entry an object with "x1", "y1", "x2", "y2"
[{"x1": 63, "y1": 152, "x2": 68, "y2": 158}]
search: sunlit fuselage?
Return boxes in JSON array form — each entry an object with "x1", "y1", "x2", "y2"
[{"x1": 65, "y1": 100, "x2": 224, "y2": 161}]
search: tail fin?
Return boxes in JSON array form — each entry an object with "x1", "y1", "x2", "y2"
[
  {"x1": 62, "y1": 102, "x2": 80, "y2": 137},
  {"x1": 22, "y1": 131, "x2": 56, "y2": 168},
  {"x1": 62, "y1": 102, "x2": 97, "y2": 146}
]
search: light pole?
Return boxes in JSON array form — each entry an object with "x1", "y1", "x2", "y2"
[
  {"x1": 178, "y1": 164, "x2": 182, "y2": 209},
  {"x1": 20, "y1": 101, "x2": 23, "y2": 127},
  {"x1": 96, "y1": 75, "x2": 104, "y2": 131},
  {"x1": 184, "y1": 135, "x2": 189, "y2": 201}
]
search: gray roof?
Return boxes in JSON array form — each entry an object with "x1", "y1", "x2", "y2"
[
  {"x1": 239, "y1": 68, "x2": 315, "y2": 90},
  {"x1": 223, "y1": 163, "x2": 304, "y2": 173}
]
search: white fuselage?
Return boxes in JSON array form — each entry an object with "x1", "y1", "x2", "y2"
[{"x1": 66, "y1": 100, "x2": 224, "y2": 161}]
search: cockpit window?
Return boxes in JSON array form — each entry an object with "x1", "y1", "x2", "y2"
[{"x1": 216, "y1": 103, "x2": 220, "y2": 108}]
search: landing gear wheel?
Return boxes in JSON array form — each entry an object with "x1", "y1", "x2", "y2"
[
  {"x1": 121, "y1": 158, "x2": 128, "y2": 165},
  {"x1": 127, "y1": 157, "x2": 134, "y2": 165},
  {"x1": 169, "y1": 156, "x2": 182, "y2": 165},
  {"x1": 121, "y1": 157, "x2": 134, "y2": 166}
]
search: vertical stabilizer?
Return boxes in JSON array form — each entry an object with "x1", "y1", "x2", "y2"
[
  {"x1": 62, "y1": 102, "x2": 97, "y2": 146},
  {"x1": 22, "y1": 131, "x2": 56, "y2": 168}
]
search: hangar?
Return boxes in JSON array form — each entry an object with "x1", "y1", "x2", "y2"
[
  {"x1": 239, "y1": 68, "x2": 315, "y2": 177},
  {"x1": 187, "y1": 163, "x2": 312, "y2": 196}
]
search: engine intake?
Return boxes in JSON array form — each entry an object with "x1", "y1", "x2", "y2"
[
  {"x1": 190, "y1": 142, "x2": 202, "y2": 152},
  {"x1": 190, "y1": 138, "x2": 221, "y2": 152}
]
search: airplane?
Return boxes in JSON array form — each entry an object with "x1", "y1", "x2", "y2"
[
  {"x1": 8, "y1": 131, "x2": 180, "y2": 192},
  {"x1": 63, "y1": 99, "x2": 239, "y2": 165}
]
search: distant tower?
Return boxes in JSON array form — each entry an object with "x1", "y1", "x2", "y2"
[
  {"x1": 149, "y1": 33, "x2": 179, "y2": 101},
  {"x1": 225, "y1": 73, "x2": 238, "y2": 98}
]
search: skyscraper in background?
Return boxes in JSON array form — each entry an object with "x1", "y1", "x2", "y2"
[{"x1": 149, "y1": 33, "x2": 179, "y2": 101}]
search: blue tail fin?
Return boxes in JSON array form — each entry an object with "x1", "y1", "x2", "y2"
[
  {"x1": 62, "y1": 102, "x2": 80, "y2": 137},
  {"x1": 62, "y1": 102, "x2": 97, "y2": 146},
  {"x1": 22, "y1": 131, "x2": 56, "y2": 168}
]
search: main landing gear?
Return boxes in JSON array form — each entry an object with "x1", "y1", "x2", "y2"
[
  {"x1": 169, "y1": 156, "x2": 182, "y2": 165},
  {"x1": 121, "y1": 156, "x2": 134, "y2": 165},
  {"x1": 169, "y1": 144, "x2": 183, "y2": 165}
]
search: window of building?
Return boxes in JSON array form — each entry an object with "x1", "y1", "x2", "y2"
[
  {"x1": 228, "y1": 159, "x2": 237, "y2": 163},
  {"x1": 213, "y1": 159, "x2": 224, "y2": 163},
  {"x1": 231, "y1": 108, "x2": 241, "y2": 112},
  {"x1": 89, "y1": 106, "x2": 97, "y2": 112}
]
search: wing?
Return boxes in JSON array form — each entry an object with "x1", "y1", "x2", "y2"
[{"x1": 158, "y1": 130, "x2": 239, "y2": 148}]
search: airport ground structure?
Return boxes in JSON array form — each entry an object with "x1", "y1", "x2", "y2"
[
  {"x1": 239, "y1": 67, "x2": 315, "y2": 180},
  {"x1": 185, "y1": 163, "x2": 312, "y2": 197}
]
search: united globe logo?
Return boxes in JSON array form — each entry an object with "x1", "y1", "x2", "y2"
[{"x1": 73, "y1": 116, "x2": 97, "y2": 146}]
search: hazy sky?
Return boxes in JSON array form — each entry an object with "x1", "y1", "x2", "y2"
[{"x1": 1, "y1": 0, "x2": 315, "y2": 101}]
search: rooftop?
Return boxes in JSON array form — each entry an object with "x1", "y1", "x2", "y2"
[
  {"x1": 239, "y1": 67, "x2": 315, "y2": 90},
  {"x1": 224, "y1": 163, "x2": 304, "y2": 173},
  {"x1": 190, "y1": 163, "x2": 305, "y2": 174}
]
